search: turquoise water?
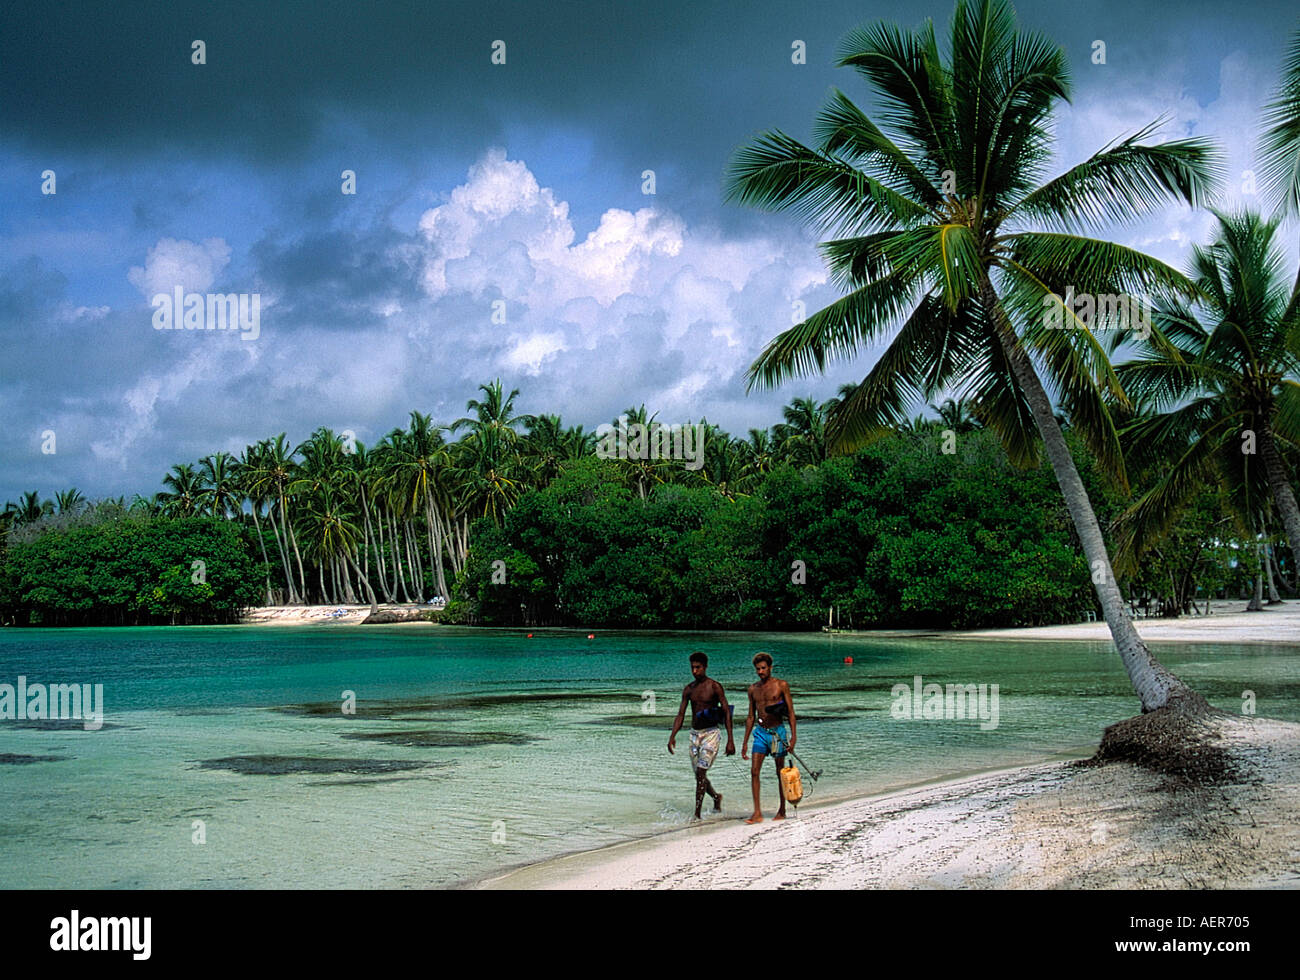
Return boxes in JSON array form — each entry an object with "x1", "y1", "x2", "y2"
[{"x1": 0, "y1": 626, "x2": 1296, "y2": 888}]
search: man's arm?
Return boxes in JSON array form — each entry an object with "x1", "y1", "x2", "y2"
[
  {"x1": 717, "y1": 681, "x2": 735, "y2": 752},
  {"x1": 667, "y1": 689, "x2": 689, "y2": 753},
  {"x1": 741, "y1": 685, "x2": 755, "y2": 759},
  {"x1": 783, "y1": 679, "x2": 796, "y2": 749}
]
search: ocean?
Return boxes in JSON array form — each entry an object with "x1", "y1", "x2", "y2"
[{"x1": 0, "y1": 625, "x2": 1295, "y2": 888}]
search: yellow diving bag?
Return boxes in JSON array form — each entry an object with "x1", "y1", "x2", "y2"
[{"x1": 780, "y1": 762, "x2": 803, "y2": 805}]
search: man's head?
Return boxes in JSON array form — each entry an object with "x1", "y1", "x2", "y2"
[
  {"x1": 690, "y1": 651, "x2": 708, "y2": 678},
  {"x1": 752, "y1": 651, "x2": 772, "y2": 679}
]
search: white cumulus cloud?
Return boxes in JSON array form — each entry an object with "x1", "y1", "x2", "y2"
[{"x1": 128, "y1": 237, "x2": 232, "y2": 298}]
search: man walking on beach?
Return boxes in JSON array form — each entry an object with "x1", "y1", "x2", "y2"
[
  {"x1": 742, "y1": 651, "x2": 796, "y2": 824},
  {"x1": 667, "y1": 652, "x2": 735, "y2": 819}
]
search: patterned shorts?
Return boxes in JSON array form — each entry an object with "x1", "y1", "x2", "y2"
[{"x1": 689, "y1": 727, "x2": 721, "y2": 770}]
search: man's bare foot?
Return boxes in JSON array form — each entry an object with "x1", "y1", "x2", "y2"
[
  {"x1": 773, "y1": 812, "x2": 786, "y2": 821},
  {"x1": 744, "y1": 814, "x2": 763, "y2": 824},
  {"x1": 713, "y1": 792, "x2": 723, "y2": 813}
]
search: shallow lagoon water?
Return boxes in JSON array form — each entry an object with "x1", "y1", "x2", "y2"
[{"x1": 1, "y1": 625, "x2": 1295, "y2": 888}]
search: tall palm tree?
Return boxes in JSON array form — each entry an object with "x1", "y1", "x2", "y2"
[
  {"x1": 198, "y1": 453, "x2": 240, "y2": 520},
  {"x1": 726, "y1": 0, "x2": 1220, "y2": 714},
  {"x1": 1113, "y1": 210, "x2": 1300, "y2": 584},
  {"x1": 158, "y1": 464, "x2": 206, "y2": 518}
]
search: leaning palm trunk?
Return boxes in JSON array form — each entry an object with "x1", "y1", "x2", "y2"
[
  {"x1": 425, "y1": 494, "x2": 449, "y2": 599},
  {"x1": 248, "y1": 505, "x2": 275, "y2": 606},
  {"x1": 267, "y1": 501, "x2": 299, "y2": 603},
  {"x1": 1265, "y1": 538, "x2": 1281, "y2": 603},
  {"x1": 345, "y1": 549, "x2": 378, "y2": 619},
  {"x1": 984, "y1": 279, "x2": 1202, "y2": 712},
  {"x1": 1259, "y1": 422, "x2": 1300, "y2": 585}
]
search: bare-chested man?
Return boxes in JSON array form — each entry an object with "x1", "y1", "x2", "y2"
[
  {"x1": 742, "y1": 651, "x2": 796, "y2": 824},
  {"x1": 667, "y1": 652, "x2": 735, "y2": 819}
]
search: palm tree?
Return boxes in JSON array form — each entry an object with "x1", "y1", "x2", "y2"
[
  {"x1": 1113, "y1": 211, "x2": 1300, "y2": 594},
  {"x1": 726, "y1": 0, "x2": 1220, "y2": 715},
  {"x1": 934, "y1": 396, "x2": 981, "y2": 433},
  {"x1": 1259, "y1": 26, "x2": 1300, "y2": 253},
  {"x1": 773, "y1": 397, "x2": 829, "y2": 467},
  {"x1": 54, "y1": 489, "x2": 87, "y2": 516},
  {"x1": 158, "y1": 464, "x2": 206, "y2": 517},
  {"x1": 198, "y1": 453, "x2": 240, "y2": 520},
  {"x1": 13, "y1": 491, "x2": 53, "y2": 526}
]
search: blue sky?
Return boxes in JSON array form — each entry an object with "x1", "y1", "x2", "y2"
[{"x1": 2, "y1": 0, "x2": 1297, "y2": 501}]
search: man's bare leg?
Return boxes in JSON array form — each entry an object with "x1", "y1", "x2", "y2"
[
  {"x1": 693, "y1": 767, "x2": 708, "y2": 819},
  {"x1": 746, "y1": 752, "x2": 766, "y2": 823},
  {"x1": 772, "y1": 754, "x2": 787, "y2": 820}
]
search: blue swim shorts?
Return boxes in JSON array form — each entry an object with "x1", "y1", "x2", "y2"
[{"x1": 752, "y1": 724, "x2": 787, "y2": 756}]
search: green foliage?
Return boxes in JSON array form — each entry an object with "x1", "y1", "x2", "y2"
[
  {"x1": 0, "y1": 517, "x2": 266, "y2": 626},
  {"x1": 447, "y1": 430, "x2": 1104, "y2": 630}
]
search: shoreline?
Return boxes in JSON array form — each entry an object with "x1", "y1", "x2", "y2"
[
  {"x1": 476, "y1": 715, "x2": 1300, "y2": 890},
  {"x1": 237, "y1": 597, "x2": 1300, "y2": 644}
]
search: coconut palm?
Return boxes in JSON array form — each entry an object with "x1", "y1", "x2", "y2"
[
  {"x1": 773, "y1": 397, "x2": 829, "y2": 467},
  {"x1": 1113, "y1": 210, "x2": 1300, "y2": 588},
  {"x1": 1259, "y1": 27, "x2": 1300, "y2": 233},
  {"x1": 54, "y1": 489, "x2": 87, "y2": 516},
  {"x1": 725, "y1": 0, "x2": 1221, "y2": 714},
  {"x1": 198, "y1": 453, "x2": 240, "y2": 520},
  {"x1": 158, "y1": 464, "x2": 206, "y2": 518},
  {"x1": 12, "y1": 491, "x2": 53, "y2": 525}
]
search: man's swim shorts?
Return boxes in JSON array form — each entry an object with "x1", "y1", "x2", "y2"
[
  {"x1": 689, "y1": 727, "x2": 721, "y2": 770},
  {"x1": 752, "y1": 723, "x2": 787, "y2": 757}
]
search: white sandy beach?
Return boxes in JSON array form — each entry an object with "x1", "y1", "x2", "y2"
[
  {"x1": 479, "y1": 715, "x2": 1300, "y2": 889},
  {"x1": 241, "y1": 603, "x2": 437, "y2": 625}
]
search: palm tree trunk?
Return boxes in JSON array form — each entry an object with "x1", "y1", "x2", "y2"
[
  {"x1": 267, "y1": 501, "x2": 298, "y2": 603},
  {"x1": 1259, "y1": 421, "x2": 1300, "y2": 587},
  {"x1": 249, "y1": 505, "x2": 274, "y2": 605},
  {"x1": 406, "y1": 520, "x2": 425, "y2": 601},
  {"x1": 1247, "y1": 533, "x2": 1265, "y2": 611},
  {"x1": 346, "y1": 549, "x2": 378, "y2": 619},
  {"x1": 390, "y1": 511, "x2": 410, "y2": 602},
  {"x1": 982, "y1": 277, "x2": 1202, "y2": 713},
  {"x1": 426, "y1": 494, "x2": 450, "y2": 599},
  {"x1": 282, "y1": 495, "x2": 308, "y2": 602}
]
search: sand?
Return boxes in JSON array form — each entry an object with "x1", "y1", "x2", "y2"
[
  {"x1": 241, "y1": 603, "x2": 438, "y2": 625},
  {"x1": 478, "y1": 716, "x2": 1300, "y2": 889}
]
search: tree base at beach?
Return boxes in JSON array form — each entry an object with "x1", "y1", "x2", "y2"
[{"x1": 1082, "y1": 697, "x2": 1249, "y2": 785}]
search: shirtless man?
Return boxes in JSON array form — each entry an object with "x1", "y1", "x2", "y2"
[
  {"x1": 742, "y1": 651, "x2": 796, "y2": 824},
  {"x1": 667, "y1": 652, "x2": 735, "y2": 819}
]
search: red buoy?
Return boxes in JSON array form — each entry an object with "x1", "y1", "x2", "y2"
[
  {"x1": 527, "y1": 633, "x2": 533, "y2": 638},
  {"x1": 587, "y1": 634, "x2": 595, "y2": 640},
  {"x1": 844, "y1": 656, "x2": 853, "y2": 664}
]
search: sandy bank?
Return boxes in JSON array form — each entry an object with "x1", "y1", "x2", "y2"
[
  {"x1": 477, "y1": 715, "x2": 1300, "y2": 889},
  {"x1": 240, "y1": 604, "x2": 437, "y2": 625},
  {"x1": 941, "y1": 598, "x2": 1300, "y2": 645}
]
